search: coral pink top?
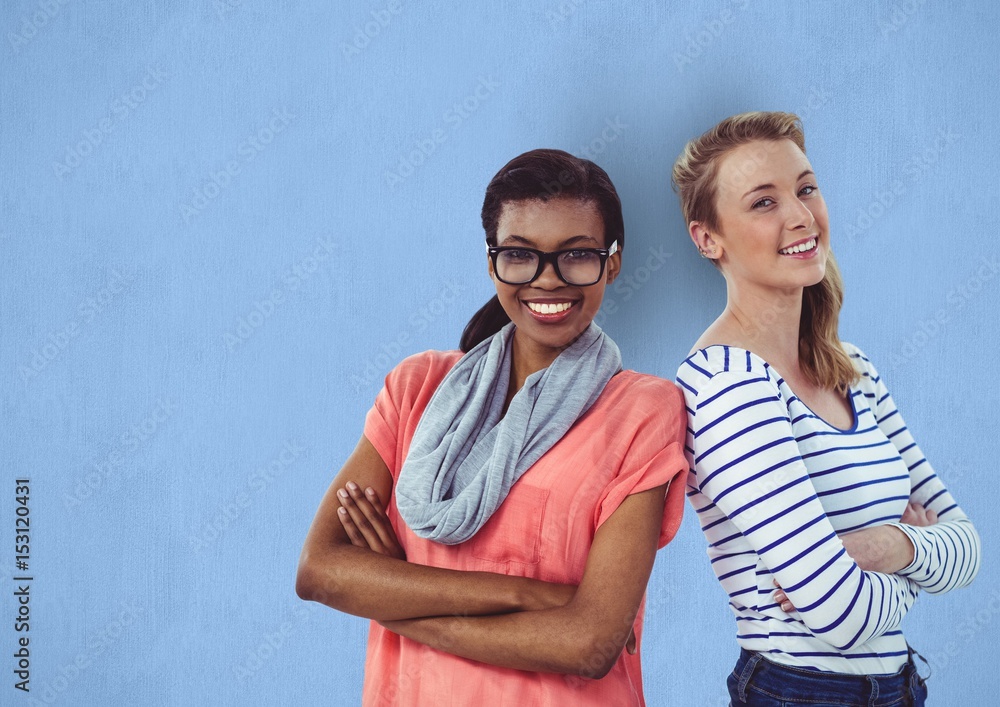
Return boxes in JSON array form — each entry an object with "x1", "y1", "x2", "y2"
[{"x1": 361, "y1": 350, "x2": 688, "y2": 706}]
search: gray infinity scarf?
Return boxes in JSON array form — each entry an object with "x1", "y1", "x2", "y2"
[{"x1": 395, "y1": 321, "x2": 622, "y2": 544}]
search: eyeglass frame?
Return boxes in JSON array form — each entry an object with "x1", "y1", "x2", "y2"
[{"x1": 486, "y1": 240, "x2": 619, "y2": 287}]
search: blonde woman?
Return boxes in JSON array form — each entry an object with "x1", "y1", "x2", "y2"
[{"x1": 672, "y1": 112, "x2": 980, "y2": 706}]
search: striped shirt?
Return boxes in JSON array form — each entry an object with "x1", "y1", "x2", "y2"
[{"x1": 676, "y1": 343, "x2": 980, "y2": 674}]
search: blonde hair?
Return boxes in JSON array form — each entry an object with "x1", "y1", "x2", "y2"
[{"x1": 671, "y1": 111, "x2": 858, "y2": 393}]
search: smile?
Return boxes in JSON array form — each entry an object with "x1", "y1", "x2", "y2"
[
  {"x1": 526, "y1": 301, "x2": 574, "y2": 314},
  {"x1": 778, "y1": 237, "x2": 817, "y2": 256}
]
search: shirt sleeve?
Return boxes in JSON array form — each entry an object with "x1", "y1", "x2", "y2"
[
  {"x1": 363, "y1": 351, "x2": 444, "y2": 478},
  {"x1": 690, "y1": 370, "x2": 918, "y2": 650},
  {"x1": 594, "y1": 382, "x2": 689, "y2": 548},
  {"x1": 852, "y1": 349, "x2": 982, "y2": 594},
  {"x1": 364, "y1": 373, "x2": 403, "y2": 475}
]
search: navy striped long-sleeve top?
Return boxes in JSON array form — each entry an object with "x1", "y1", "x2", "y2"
[{"x1": 676, "y1": 343, "x2": 980, "y2": 674}]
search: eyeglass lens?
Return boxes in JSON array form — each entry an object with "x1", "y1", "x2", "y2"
[{"x1": 496, "y1": 249, "x2": 604, "y2": 286}]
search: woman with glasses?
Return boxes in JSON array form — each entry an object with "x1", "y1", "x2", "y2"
[
  {"x1": 296, "y1": 149, "x2": 688, "y2": 706},
  {"x1": 672, "y1": 112, "x2": 981, "y2": 706}
]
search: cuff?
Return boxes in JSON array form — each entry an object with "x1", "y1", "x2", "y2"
[{"x1": 885, "y1": 522, "x2": 924, "y2": 577}]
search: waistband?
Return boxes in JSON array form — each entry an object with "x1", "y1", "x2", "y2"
[{"x1": 732, "y1": 648, "x2": 925, "y2": 706}]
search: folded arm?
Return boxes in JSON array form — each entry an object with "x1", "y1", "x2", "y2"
[
  {"x1": 379, "y1": 483, "x2": 667, "y2": 678},
  {"x1": 854, "y1": 349, "x2": 982, "y2": 593},
  {"x1": 295, "y1": 435, "x2": 574, "y2": 621},
  {"x1": 690, "y1": 371, "x2": 918, "y2": 651}
]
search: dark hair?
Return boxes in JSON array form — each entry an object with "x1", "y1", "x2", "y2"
[{"x1": 459, "y1": 149, "x2": 625, "y2": 352}]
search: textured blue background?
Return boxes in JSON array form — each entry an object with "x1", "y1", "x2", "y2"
[{"x1": 2, "y1": 1, "x2": 997, "y2": 705}]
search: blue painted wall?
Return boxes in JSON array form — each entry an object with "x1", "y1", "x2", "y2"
[{"x1": 3, "y1": 1, "x2": 997, "y2": 704}]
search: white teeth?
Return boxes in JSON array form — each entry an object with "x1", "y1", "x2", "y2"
[
  {"x1": 526, "y1": 301, "x2": 572, "y2": 314},
  {"x1": 779, "y1": 238, "x2": 817, "y2": 255}
]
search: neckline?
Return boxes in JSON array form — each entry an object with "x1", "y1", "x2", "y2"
[{"x1": 692, "y1": 344, "x2": 860, "y2": 434}]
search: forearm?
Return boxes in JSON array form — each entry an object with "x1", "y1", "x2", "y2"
[
  {"x1": 296, "y1": 544, "x2": 572, "y2": 621},
  {"x1": 840, "y1": 525, "x2": 914, "y2": 574},
  {"x1": 890, "y1": 519, "x2": 981, "y2": 593},
  {"x1": 381, "y1": 598, "x2": 635, "y2": 678},
  {"x1": 378, "y1": 485, "x2": 667, "y2": 678},
  {"x1": 840, "y1": 517, "x2": 981, "y2": 593},
  {"x1": 868, "y1": 367, "x2": 981, "y2": 592},
  {"x1": 296, "y1": 436, "x2": 574, "y2": 622}
]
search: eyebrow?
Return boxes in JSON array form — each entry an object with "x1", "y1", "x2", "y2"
[
  {"x1": 741, "y1": 169, "x2": 815, "y2": 200},
  {"x1": 499, "y1": 234, "x2": 601, "y2": 248}
]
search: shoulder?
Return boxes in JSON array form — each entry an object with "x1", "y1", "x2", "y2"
[
  {"x1": 589, "y1": 371, "x2": 686, "y2": 442},
  {"x1": 391, "y1": 349, "x2": 463, "y2": 378},
  {"x1": 612, "y1": 370, "x2": 682, "y2": 400},
  {"x1": 382, "y1": 349, "x2": 464, "y2": 397},
  {"x1": 675, "y1": 345, "x2": 781, "y2": 403},
  {"x1": 839, "y1": 342, "x2": 883, "y2": 389},
  {"x1": 610, "y1": 370, "x2": 685, "y2": 414}
]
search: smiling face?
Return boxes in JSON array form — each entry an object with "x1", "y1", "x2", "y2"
[
  {"x1": 490, "y1": 198, "x2": 619, "y2": 364},
  {"x1": 702, "y1": 138, "x2": 829, "y2": 292}
]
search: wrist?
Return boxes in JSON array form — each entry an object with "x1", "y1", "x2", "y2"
[{"x1": 886, "y1": 524, "x2": 916, "y2": 573}]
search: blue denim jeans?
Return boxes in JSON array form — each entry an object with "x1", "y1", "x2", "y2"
[{"x1": 727, "y1": 648, "x2": 928, "y2": 706}]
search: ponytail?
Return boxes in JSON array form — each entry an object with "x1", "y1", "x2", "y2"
[
  {"x1": 459, "y1": 295, "x2": 510, "y2": 352},
  {"x1": 799, "y1": 252, "x2": 858, "y2": 393}
]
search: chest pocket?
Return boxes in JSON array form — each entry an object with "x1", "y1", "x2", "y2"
[{"x1": 469, "y1": 482, "x2": 549, "y2": 568}]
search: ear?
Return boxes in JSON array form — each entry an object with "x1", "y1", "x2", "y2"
[
  {"x1": 606, "y1": 249, "x2": 622, "y2": 284},
  {"x1": 689, "y1": 221, "x2": 722, "y2": 261}
]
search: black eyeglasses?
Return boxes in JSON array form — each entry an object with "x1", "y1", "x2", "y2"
[{"x1": 487, "y1": 241, "x2": 619, "y2": 287}]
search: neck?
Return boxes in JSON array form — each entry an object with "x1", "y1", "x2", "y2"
[
  {"x1": 504, "y1": 327, "x2": 576, "y2": 412},
  {"x1": 722, "y1": 277, "x2": 804, "y2": 375}
]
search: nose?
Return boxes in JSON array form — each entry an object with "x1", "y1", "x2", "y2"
[
  {"x1": 533, "y1": 257, "x2": 563, "y2": 289},
  {"x1": 786, "y1": 196, "x2": 815, "y2": 230}
]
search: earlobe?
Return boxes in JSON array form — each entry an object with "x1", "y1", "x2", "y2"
[
  {"x1": 606, "y1": 254, "x2": 621, "y2": 284},
  {"x1": 690, "y1": 221, "x2": 720, "y2": 260}
]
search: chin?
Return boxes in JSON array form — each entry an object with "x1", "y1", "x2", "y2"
[
  {"x1": 513, "y1": 316, "x2": 591, "y2": 352},
  {"x1": 805, "y1": 268, "x2": 827, "y2": 288}
]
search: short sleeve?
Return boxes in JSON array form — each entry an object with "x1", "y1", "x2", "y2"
[
  {"x1": 363, "y1": 350, "x2": 463, "y2": 479},
  {"x1": 594, "y1": 381, "x2": 689, "y2": 548},
  {"x1": 364, "y1": 378, "x2": 402, "y2": 473}
]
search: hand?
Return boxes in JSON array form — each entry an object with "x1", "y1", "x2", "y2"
[
  {"x1": 901, "y1": 501, "x2": 938, "y2": 527},
  {"x1": 773, "y1": 579, "x2": 795, "y2": 614},
  {"x1": 336, "y1": 481, "x2": 406, "y2": 561}
]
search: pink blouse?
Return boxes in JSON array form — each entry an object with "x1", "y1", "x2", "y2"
[{"x1": 361, "y1": 350, "x2": 687, "y2": 706}]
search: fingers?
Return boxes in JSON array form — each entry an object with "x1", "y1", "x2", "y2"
[
  {"x1": 364, "y1": 486, "x2": 387, "y2": 514},
  {"x1": 336, "y1": 482, "x2": 405, "y2": 559},
  {"x1": 902, "y1": 502, "x2": 939, "y2": 528},
  {"x1": 772, "y1": 581, "x2": 794, "y2": 613},
  {"x1": 626, "y1": 628, "x2": 637, "y2": 655},
  {"x1": 348, "y1": 483, "x2": 401, "y2": 554},
  {"x1": 773, "y1": 589, "x2": 795, "y2": 613},
  {"x1": 336, "y1": 506, "x2": 368, "y2": 548},
  {"x1": 337, "y1": 484, "x2": 387, "y2": 553},
  {"x1": 363, "y1": 487, "x2": 406, "y2": 560}
]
